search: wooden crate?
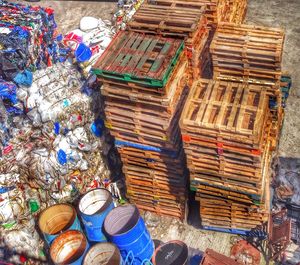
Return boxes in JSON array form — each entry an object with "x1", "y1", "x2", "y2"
[
  {"x1": 210, "y1": 23, "x2": 285, "y2": 86},
  {"x1": 93, "y1": 31, "x2": 184, "y2": 91},
  {"x1": 180, "y1": 79, "x2": 270, "y2": 149}
]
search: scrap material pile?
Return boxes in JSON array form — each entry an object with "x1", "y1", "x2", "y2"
[
  {"x1": 180, "y1": 79, "x2": 272, "y2": 232},
  {"x1": 0, "y1": 62, "x2": 116, "y2": 262},
  {"x1": 114, "y1": 0, "x2": 144, "y2": 30},
  {"x1": 93, "y1": 30, "x2": 189, "y2": 220},
  {"x1": 0, "y1": 0, "x2": 296, "y2": 262},
  {"x1": 0, "y1": 0, "x2": 65, "y2": 83}
]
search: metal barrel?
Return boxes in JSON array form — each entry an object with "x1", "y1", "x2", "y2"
[
  {"x1": 38, "y1": 203, "x2": 81, "y2": 245},
  {"x1": 152, "y1": 240, "x2": 188, "y2": 265},
  {"x1": 103, "y1": 204, "x2": 154, "y2": 263},
  {"x1": 83, "y1": 242, "x2": 122, "y2": 265},
  {"x1": 50, "y1": 230, "x2": 89, "y2": 265},
  {"x1": 78, "y1": 188, "x2": 114, "y2": 242}
]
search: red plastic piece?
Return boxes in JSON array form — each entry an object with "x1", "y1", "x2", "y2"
[
  {"x1": 19, "y1": 255, "x2": 27, "y2": 263},
  {"x1": 182, "y1": 134, "x2": 191, "y2": 142}
]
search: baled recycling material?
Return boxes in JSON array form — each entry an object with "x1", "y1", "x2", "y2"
[{"x1": 0, "y1": 0, "x2": 68, "y2": 83}]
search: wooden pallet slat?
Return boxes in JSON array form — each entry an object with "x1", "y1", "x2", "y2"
[{"x1": 180, "y1": 79, "x2": 269, "y2": 147}]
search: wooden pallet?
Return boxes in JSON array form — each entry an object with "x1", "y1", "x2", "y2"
[
  {"x1": 187, "y1": 30, "x2": 210, "y2": 79},
  {"x1": 120, "y1": 154, "x2": 185, "y2": 175},
  {"x1": 127, "y1": 0, "x2": 211, "y2": 82},
  {"x1": 211, "y1": 23, "x2": 285, "y2": 86},
  {"x1": 104, "y1": 81, "x2": 188, "y2": 137},
  {"x1": 105, "y1": 117, "x2": 180, "y2": 143},
  {"x1": 109, "y1": 121, "x2": 181, "y2": 148},
  {"x1": 184, "y1": 123, "x2": 271, "y2": 184},
  {"x1": 123, "y1": 164, "x2": 187, "y2": 185},
  {"x1": 127, "y1": 0, "x2": 207, "y2": 45},
  {"x1": 100, "y1": 54, "x2": 188, "y2": 99},
  {"x1": 227, "y1": 0, "x2": 247, "y2": 24},
  {"x1": 133, "y1": 200, "x2": 187, "y2": 220},
  {"x1": 186, "y1": 154, "x2": 262, "y2": 181},
  {"x1": 117, "y1": 145, "x2": 183, "y2": 164},
  {"x1": 195, "y1": 184, "x2": 257, "y2": 204},
  {"x1": 183, "y1": 140, "x2": 263, "y2": 166},
  {"x1": 93, "y1": 31, "x2": 184, "y2": 89},
  {"x1": 111, "y1": 125, "x2": 182, "y2": 150},
  {"x1": 190, "y1": 138, "x2": 272, "y2": 198},
  {"x1": 180, "y1": 79, "x2": 270, "y2": 148},
  {"x1": 126, "y1": 180, "x2": 187, "y2": 197},
  {"x1": 198, "y1": 195, "x2": 269, "y2": 224},
  {"x1": 104, "y1": 96, "x2": 176, "y2": 120}
]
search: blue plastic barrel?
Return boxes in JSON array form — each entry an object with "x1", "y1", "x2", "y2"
[
  {"x1": 50, "y1": 230, "x2": 89, "y2": 265},
  {"x1": 38, "y1": 204, "x2": 82, "y2": 245},
  {"x1": 79, "y1": 188, "x2": 114, "y2": 242},
  {"x1": 104, "y1": 204, "x2": 154, "y2": 264},
  {"x1": 83, "y1": 242, "x2": 122, "y2": 265}
]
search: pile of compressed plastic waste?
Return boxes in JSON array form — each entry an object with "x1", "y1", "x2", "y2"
[{"x1": 0, "y1": 0, "x2": 69, "y2": 85}]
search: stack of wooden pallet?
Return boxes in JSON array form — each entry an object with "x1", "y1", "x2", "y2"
[
  {"x1": 186, "y1": 0, "x2": 247, "y2": 28},
  {"x1": 93, "y1": 31, "x2": 189, "y2": 220},
  {"x1": 127, "y1": 0, "x2": 209, "y2": 80},
  {"x1": 210, "y1": 23, "x2": 285, "y2": 149},
  {"x1": 180, "y1": 79, "x2": 272, "y2": 232},
  {"x1": 210, "y1": 23, "x2": 285, "y2": 86}
]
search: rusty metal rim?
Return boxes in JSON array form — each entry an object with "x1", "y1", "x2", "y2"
[
  {"x1": 38, "y1": 203, "x2": 76, "y2": 235},
  {"x1": 50, "y1": 230, "x2": 88, "y2": 265}
]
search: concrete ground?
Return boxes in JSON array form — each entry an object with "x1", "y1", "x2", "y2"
[{"x1": 8, "y1": 0, "x2": 300, "y2": 264}]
